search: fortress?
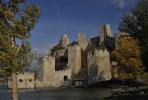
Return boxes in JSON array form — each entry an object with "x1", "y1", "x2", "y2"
[
  {"x1": 36, "y1": 24, "x2": 114, "y2": 88},
  {"x1": 9, "y1": 24, "x2": 128, "y2": 88}
]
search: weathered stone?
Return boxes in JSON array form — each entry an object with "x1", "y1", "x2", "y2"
[
  {"x1": 37, "y1": 55, "x2": 71, "y2": 88},
  {"x1": 78, "y1": 33, "x2": 88, "y2": 50},
  {"x1": 87, "y1": 49, "x2": 112, "y2": 84},
  {"x1": 11, "y1": 24, "x2": 116, "y2": 88},
  {"x1": 8, "y1": 72, "x2": 35, "y2": 88},
  {"x1": 37, "y1": 56, "x2": 55, "y2": 82},
  {"x1": 100, "y1": 24, "x2": 113, "y2": 43},
  {"x1": 68, "y1": 44, "x2": 81, "y2": 75},
  {"x1": 60, "y1": 34, "x2": 70, "y2": 48}
]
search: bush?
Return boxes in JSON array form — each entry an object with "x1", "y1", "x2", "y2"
[{"x1": 118, "y1": 73, "x2": 133, "y2": 80}]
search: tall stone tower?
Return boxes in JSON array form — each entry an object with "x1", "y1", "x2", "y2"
[
  {"x1": 68, "y1": 44, "x2": 81, "y2": 75},
  {"x1": 60, "y1": 34, "x2": 70, "y2": 48},
  {"x1": 95, "y1": 49, "x2": 112, "y2": 80},
  {"x1": 78, "y1": 33, "x2": 88, "y2": 50},
  {"x1": 37, "y1": 56, "x2": 55, "y2": 82},
  {"x1": 87, "y1": 49, "x2": 112, "y2": 83},
  {"x1": 100, "y1": 24, "x2": 113, "y2": 42}
]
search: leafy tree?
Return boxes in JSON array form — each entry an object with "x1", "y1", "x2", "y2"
[
  {"x1": 119, "y1": 0, "x2": 148, "y2": 69},
  {"x1": 111, "y1": 36, "x2": 143, "y2": 78},
  {"x1": 0, "y1": 0, "x2": 40, "y2": 100}
]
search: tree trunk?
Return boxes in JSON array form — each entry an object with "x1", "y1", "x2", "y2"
[{"x1": 11, "y1": 70, "x2": 18, "y2": 100}]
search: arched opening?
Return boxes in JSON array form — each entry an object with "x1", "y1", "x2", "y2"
[
  {"x1": 19, "y1": 79, "x2": 23, "y2": 82},
  {"x1": 64, "y1": 75, "x2": 68, "y2": 81},
  {"x1": 29, "y1": 79, "x2": 32, "y2": 82}
]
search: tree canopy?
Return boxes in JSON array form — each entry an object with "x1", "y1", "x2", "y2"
[
  {"x1": 0, "y1": 0, "x2": 40, "y2": 76},
  {"x1": 119, "y1": 0, "x2": 148, "y2": 69},
  {"x1": 0, "y1": 1, "x2": 40, "y2": 99},
  {"x1": 111, "y1": 36, "x2": 143, "y2": 77}
]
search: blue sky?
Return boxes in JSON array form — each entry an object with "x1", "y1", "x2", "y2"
[{"x1": 28, "y1": 0, "x2": 138, "y2": 55}]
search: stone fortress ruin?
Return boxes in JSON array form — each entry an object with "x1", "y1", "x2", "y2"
[
  {"x1": 36, "y1": 24, "x2": 114, "y2": 88},
  {"x1": 9, "y1": 24, "x2": 128, "y2": 88}
]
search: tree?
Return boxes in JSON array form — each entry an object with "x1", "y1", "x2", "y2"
[
  {"x1": 111, "y1": 36, "x2": 143, "y2": 78},
  {"x1": 119, "y1": 0, "x2": 148, "y2": 69},
  {"x1": 0, "y1": 0, "x2": 40, "y2": 100}
]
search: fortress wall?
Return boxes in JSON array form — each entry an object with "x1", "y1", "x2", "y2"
[
  {"x1": 36, "y1": 68, "x2": 71, "y2": 88},
  {"x1": 68, "y1": 45, "x2": 81, "y2": 75},
  {"x1": 37, "y1": 56, "x2": 55, "y2": 82},
  {"x1": 8, "y1": 72, "x2": 35, "y2": 88},
  {"x1": 52, "y1": 68, "x2": 71, "y2": 87},
  {"x1": 87, "y1": 49, "x2": 112, "y2": 84},
  {"x1": 36, "y1": 55, "x2": 72, "y2": 88},
  {"x1": 94, "y1": 49, "x2": 112, "y2": 81},
  {"x1": 87, "y1": 52, "x2": 97, "y2": 83}
]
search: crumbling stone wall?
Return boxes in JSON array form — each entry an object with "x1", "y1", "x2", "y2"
[
  {"x1": 60, "y1": 34, "x2": 70, "y2": 48},
  {"x1": 100, "y1": 24, "x2": 113, "y2": 43},
  {"x1": 37, "y1": 56, "x2": 71, "y2": 88},
  {"x1": 78, "y1": 33, "x2": 88, "y2": 50},
  {"x1": 37, "y1": 56, "x2": 55, "y2": 82},
  {"x1": 68, "y1": 44, "x2": 81, "y2": 75},
  {"x1": 87, "y1": 49, "x2": 112, "y2": 84},
  {"x1": 8, "y1": 72, "x2": 35, "y2": 88}
]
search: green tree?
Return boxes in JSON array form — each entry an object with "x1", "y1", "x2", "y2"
[
  {"x1": 119, "y1": 0, "x2": 148, "y2": 69},
  {"x1": 111, "y1": 36, "x2": 143, "y2": 78},
  {"x1": 0, "y1": 0, "x2": 40, "y2": 100}
]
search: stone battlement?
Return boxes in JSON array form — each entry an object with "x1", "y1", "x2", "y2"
[
  {"x1": 88, "y1": 49, "x2": 109, "y2": 57},
  {"x1": 87, "y1": 48, "x2": 111, "y2": 84}
]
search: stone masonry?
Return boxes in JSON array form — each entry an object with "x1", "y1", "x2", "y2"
[
  {"x1": 37, "y1": 56, "x2": 55, "y2": 82},
  {"x1": 8, "y1": 72, "x2": 35, "y2": 88},
  {"x1": 35, "y1": 24, "x2": 114, "y2": 88},
  {"x1": 60, "y1": 34, "x2": 70, "y2": 48},
  {"x1": 87, "y1": 49, "x2": 112, "y2": 84},
  {"x1": 37, "y1": 56, "x2": 71, "y2": 88},
  {"x1": 68, "y1": 44, "x2": 81, "y2": 75},
  {"x1": 100, "y1": 24, "x2": 113, "y2": 43},
  {"x1": 78, "y1": 32, "x2": 88, "y2": 50}
]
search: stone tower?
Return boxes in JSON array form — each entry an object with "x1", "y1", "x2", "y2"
[
  {"x1": 60, "y1": 34, "x2": 70, "y2": 48},
  {"x1": 78, "y1": 33, "x2": 88, "y2": 50},
  {"x1": 68, "y1": 44, "x2": 81, "y2": 75},
  {"x1": 87, "y1": 49, "x2": 112, "y2": 83},
  {"x1": 94, "y1": 49, "x2": 112, "y2": 80},
  {"x1": 37, "y1": 56, "x2": 55, "y2": 82},
  {"x1": 100, "y1": 24, "x2": 113, "y2": 42}
]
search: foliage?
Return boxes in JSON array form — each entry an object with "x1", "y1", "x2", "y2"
[
  {"x1": 139, "y1": 72, "x2": 148, "y2": 81},
  {"x1": 0, "y1": 0, "x2": 40, "y2": 76},
  {"x1": 0, "y1": 1, "x2": 39, "y2": 100},
  {"x1": 119, "y1": 0, "x2": 148, "y2": 69},
  {"x1": 111, "y1": 36, "x2": 143, "y2": 77},
  {"x1": 118, "y1": 73, "x2": 133, "y2": 80}
]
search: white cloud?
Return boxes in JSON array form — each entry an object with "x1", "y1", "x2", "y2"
[
  {"x1": 114, "y1": 0, "x2": 129, "y2": 8},
  {"x1": 32, "y1": 48, "x2": 49, "y2": 58},
  {"x1": 28, "y1": 48, "x2": 49, "y2": 71},
  {"x1": 32, "y1": 43, "x2": 57, "y2": 59}
]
